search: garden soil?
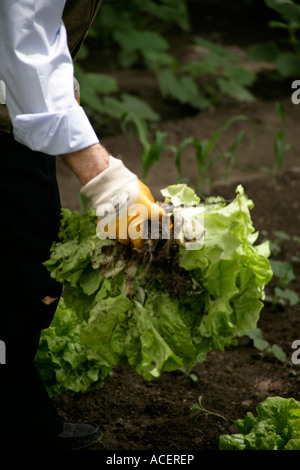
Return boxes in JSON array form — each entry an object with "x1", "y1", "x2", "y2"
[{"x1": 52, "y1": 3, "x2": 300, "y2": 451}]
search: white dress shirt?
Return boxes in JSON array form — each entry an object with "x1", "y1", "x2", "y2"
[
  {"x1": 0, "y1": 0, "x2": 99, "y2": 155},
  {"x1": 0, "y1": 81, "x2": 6, "y2": 105}
]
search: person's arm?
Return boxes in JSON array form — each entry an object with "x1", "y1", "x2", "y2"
[
  {"x1": 61, "y1": 143, "x2": 109, "y2": 185},
  {"x1": 0, "y1": 0, "x2": 165, "y2": 248},
  {"x1": 0, "y1": 0, "x2": 99, "y2": 157}
]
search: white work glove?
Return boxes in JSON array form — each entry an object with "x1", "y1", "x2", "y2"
[{"x1": 80, "y1": 155, "x2": 165, "y2": 249}]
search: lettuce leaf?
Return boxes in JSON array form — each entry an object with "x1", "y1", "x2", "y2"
[
  {"x1": 35, "y1": 298, "x2": 111, "y2": 397},
  {"x1": 40, "y1": 184, "x2": 272, "y2": 394},
  {"x1": 179, "y1": 185, "x2": 272, "y2": 344},
  {"x1": 219, "y1": 397, "x2": 300, "y2": 450}
]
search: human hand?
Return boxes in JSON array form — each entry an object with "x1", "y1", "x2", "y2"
[{"x1": 80, "y1": 155, "x2": 166, "y2": 249}]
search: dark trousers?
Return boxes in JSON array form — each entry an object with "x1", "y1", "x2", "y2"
[{"x1": 0, "y1": 132, "x2": 63, "y2": 440}]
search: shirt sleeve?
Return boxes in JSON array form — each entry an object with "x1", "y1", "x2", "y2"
[{"x1": 0, "y1": 0, "x2": 99, "y2": 155}]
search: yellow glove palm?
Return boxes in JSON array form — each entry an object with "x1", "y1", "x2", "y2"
[
  {"x1": 81, "y1": 156, "x2": 168, "y2": 249},
  {"x1": 115, "y1": 180, "x2": 165, "y2": 249}
]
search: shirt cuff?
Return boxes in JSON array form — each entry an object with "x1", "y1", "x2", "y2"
[{"x1": 12, "y1": 104, "x2": 99, "y2": 155}]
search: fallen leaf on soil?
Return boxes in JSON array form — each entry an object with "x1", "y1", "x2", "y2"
[{"x1": 42, "y1": 296, "x2": 58, "y2": 305}]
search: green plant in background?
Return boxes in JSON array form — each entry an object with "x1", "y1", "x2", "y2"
[
  {"x1": 122, "y1": 116, "x2": 167, "y2": 180},
  {"x1": 190, "y1": 395, "x2": 227, "y2": 421},
  {"x1": 155, "y1": 67, "x2": 211, "y2": 111},
  {"x1": 73, "y1": 1, "x2": 297, "y2": 192},
  {"x1": 182, "y1": 38, "x2": 257, "y2": 105},
  {"x1": 85, "y1": 0, "x2": 260, "y2": 113},
  {"x1": 271, "y1": 230, "x2": 300, "y2": 263},
  {"x1": 246, "y1": 328, "x2": 287, "y2": 363},
  {"x1": 146, "y1": 36, "x2": 257, "y2": 110},
  {"x1": 269, "y1": 259, "x2": 299, "y2": 307},
  {"x1": 90, "y1": 0, "x2": 191, "y2": 67},
  {"x1": 74, "y1": 58, "x2": 160, "y2": 129},
  {"x1": 76, "y1": 0, "x2": 300, "y2": 123},
  {"x1": 113, "y1": 29, "x2": 172, "y2": 70},
  {"x1": 126, "y1": 114, "x2": 255, "y2": 190},
  {"x1": 272, "y1": 102, "x2": 294, "y2": 176},
  {"x1": 268, "y1": 229, "x2": 292, "y2": 256},
  {"x1": 267, "y1": 0, "x2": 300, "y2": 57},
  {"x1": 168, "y1": 115, "x2": 255, "y2": 196},
  {"x1": 260, "y1": 102, "x2": 294, "y2": 177},
  {"x1": 248, "y1": 0, "x2": 300, "y2": 80},
  {"x1": 264, "y1": 230, "x2": 300, "y2": 307}
]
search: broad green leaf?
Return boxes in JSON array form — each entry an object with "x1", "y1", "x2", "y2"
[
  {"x1": 79, "y1": 268, "x2": 104, "y2": 296},
  {"x1": 182, "y1": 60, "x2": 216, "y2": 77},
  {"x1": 219, "y1": 433, "x2": 247, "y2": 450},
  {"x1": 157, "y1": 68, "x2": 210, "y2": 110},
  {"x1": 196, "y1": 38, "x2": 240, "y2": 63},
  {"x1": 143, "y1": 49, "x2": 177, "y2": 68},
  {"x1": 275, "y1": 287, "x2": 299, "y2": 306},
  {"x1": 223, "y1": 65, "x2": 256, "y2": 86},
  {"x1": 161, "y1": 184, "x2": 200, "y2": 205},
  {"x1": 275, "y1": 52, "x2": 300, "y2": 77},
  {"x1": 247, "y1": 42, "x2": 280, "y2": 63},
  {"x1": 265, "y1": 0, "x2": 300, "y2": 25},
  {"x1": 99, "y1": 94, "x2": 159, "y2": 122},
  {"x1": 35, "y1": 298, "x2": 111, "y2": 396},
  {"x1": 137, "y1": 0, "x2": 191, "y2": 32},
  {"x1": 270, "y1": 259, "x2": 295, "y2": 287},
  {"x1": 120, "y1": 94, "x2": 160, "y2": 122},
  {"x1": 285, "y1": 439, "x2": 300, "y2": 450},
  {"x1": 269, "y1": 344, "x2": 287, "y2": 362},
  {"x1": 217, "y1": 78, "x2": 256, "y2": 103},
  {"x1": 85, "y1": 73, "x2": 119, "y2": 94},
  {"x1": 114, "y1": 30, "x2": 169, "y2": 54},
  {"x1": 113, "y1": 29, "x2": 170, "y2": 67},
  {"x1": 247, "y1": 328, "x2": 270, "y2": 351}
]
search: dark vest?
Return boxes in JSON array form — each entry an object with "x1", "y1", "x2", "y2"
[{"x1": 0, "y1": 0, "x2": 102, "y2": 133}]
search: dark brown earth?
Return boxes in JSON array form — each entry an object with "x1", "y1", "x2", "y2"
[{"x1": 51, "y1": 3, "x2": 300, "y2": 452}]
